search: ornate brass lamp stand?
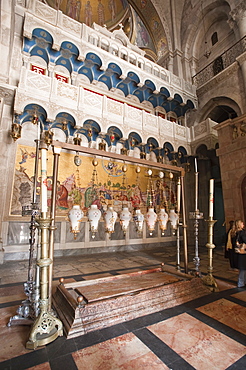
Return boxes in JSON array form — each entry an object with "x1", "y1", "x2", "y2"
[
  {"x1": 176, "y1": 176, "x2": 181, "y2": 271},
  {"x1": 26, "y1": 140, "x2": 62, "y2": 349},
  {"x1": 202, "y1": 179, "x2": 218, "y2": 291},
  {"x1": 202, "y1": 217, "x2": 218, "y2": 291},
  {"x1": 8, "y1": 139, "x2": 40, "y2": 326},
  {"x1": 189, "y1": 158, "x2": 203, "y2": 276}
]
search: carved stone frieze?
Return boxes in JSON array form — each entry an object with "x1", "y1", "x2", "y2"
[
  {"x1": 84, "y1": 90, "x2": 103, "y2": 110},
  {"x1": 171, "y1": 75, "x2": 182, "y2": 88},
  {"x1": 57, "y1": 83, "x2": 78, "y2": 102},
  {"x1": 27, "y1": 73, "x2": 51, "y2": 92},
  {"x1": 194, "y1": 122, "x2": 207, "y2": 137},
  {"x1": 144, "y1": 114, "x2": 158, "y2": 128},
  {"x1": 160, "y1": 120, "x2": 173, "y2": 135},
  {"x1": 34, "y1": 1, "x2": 57, "y2": 24},
  {"x1": 127, "y1": 106, "x2": 142, "y2": 121},
  {"x1": 107, "y1": 99, "x2": 123, "y2": 115},
  {"x1": 62, "y1": 15, "x2": 82, "y2": 35},
  {"x1": 176, "y1": 125, "x2": 186, "y2": 138}
]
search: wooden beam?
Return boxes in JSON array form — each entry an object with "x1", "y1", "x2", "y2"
[{"x1": 52, "y1": 140, "x2": 185, "y2": 176}]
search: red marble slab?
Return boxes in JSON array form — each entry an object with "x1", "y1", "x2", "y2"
[{"x1": 74, "y1": 268, "x2": 181, "y2": 302}]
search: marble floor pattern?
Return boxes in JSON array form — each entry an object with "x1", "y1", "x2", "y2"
[{"x1": 0, "y1": 245, "x2": 246, "y2": 370}]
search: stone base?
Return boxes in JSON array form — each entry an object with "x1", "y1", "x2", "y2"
[{"x1": 52, "y1": 267, "x2": 211, "y2": 339}]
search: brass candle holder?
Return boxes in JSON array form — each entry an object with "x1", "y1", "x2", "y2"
[{"x1": 202, "y1": 217, "x2": 219, "y2": 291}]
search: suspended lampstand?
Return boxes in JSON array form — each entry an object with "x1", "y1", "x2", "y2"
[
  {"x1": 26, "y1": 140, "x2": 63, "y2": 349},
  {"x1": 8, "y1": 139, "x2": 40, "y2": 326},
  {"x1": 189, "y1": 158, "x2": 203, "y2": 276},
  {"x1": 202, "y1": 179, "x2": 218, "y2": 291},
  {"x1": 67, "y1": 152, "x2": 84, "y2": 239},
  {"x1": 119, "y1": 164, "x2": 132, "y2": 235},
  {"x1": 176, "y1": 176, "x2": 181, "y2": 271},
  {"x1": 87, "y1": 158, "x2": 101, "y2": 238}
]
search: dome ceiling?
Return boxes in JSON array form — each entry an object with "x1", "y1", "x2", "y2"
[{"x1": 46, "y1": 0, "x2": 168, "y2": 63}]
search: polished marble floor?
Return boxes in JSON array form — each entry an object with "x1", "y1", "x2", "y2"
[{"x1": 0, "y1": 245, "x2": 246, "y2": 370}]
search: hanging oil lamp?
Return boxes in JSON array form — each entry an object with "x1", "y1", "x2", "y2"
[
  {"x1": 133, "y1": 208, "x2": 144, "y2": 234},
  {"x1": 146, "y1": 207, "x2": 157, "y2": 236},
  {"x1": 119, "y1": 163, "x2": 132, "y2": 234},
  {"x1": 119, "y1": 206, "x2": 132, "y2": 235},
  {"x1": 104, "y1": 206, "x2": 117, "y2": 236},
  {"x1": 68, "y1": 153, "x2": 83, "y2": 239},
  {"x1": 158, "y1": 208, "x2": 169, "y2": 236},
  {"x1": 68, "y1": 205, "x2": 84, "y2": 240},
  {"x1": 87, "y1": 158, "x2": 101, "y2": 238},
  {"x1": 169, "y1": 208, "x2": 179, "y2": 235},
  {"x1": 88, "y1": 204, "x2": 102, "y2": 238},
  {"x1": 146, "y1": 168, "x2": 157, "y2": 235}
]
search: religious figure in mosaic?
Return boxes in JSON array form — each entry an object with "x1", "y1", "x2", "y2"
[
  {"x1": 108, "y1": 0, "x2": 116, "y2": 21},
  {"x1": 85, "y1": 1, "x2": 93, "y2": 26},
  {"x1": 97, "y1": 0, "x2": 105, "y2": 26}
]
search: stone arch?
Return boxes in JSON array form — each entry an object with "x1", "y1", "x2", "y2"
[{"x1": 198, "y1": 97, "x2": 241, "y2": 123}]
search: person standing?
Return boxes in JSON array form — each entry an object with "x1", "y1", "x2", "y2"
[
  {"x1": 235, "y1": 220, "x2": 246, "y2": 288},
  {"x1": 226, "y1": 221, "x2": 238, "y2": 270}
]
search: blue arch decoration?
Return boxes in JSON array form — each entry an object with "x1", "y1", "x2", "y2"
[
  {"x1": 163, "y1": 141, "x2": 174, "y2": 161},
  {"x1": 147, "y1": 137, "x2": 159, "y2": 150},
  {"x1": 25, "y1": 28, "x2": 53, "y2": 64},
  {"x1": 51, "y1": 112, "x2": 76, "y2": 136},
  {"x1": 23, "y1": 29, "x2": 196, "y2": 118},
  {"x1": 82, "y1": 119, "x2": 101, "y2": 141},
  {"x1": 178, "y1": 146, "x2": 188, "y2": 164},
  {"x1": 20, "y1": 104, "x2": 48, "y2": 130}
]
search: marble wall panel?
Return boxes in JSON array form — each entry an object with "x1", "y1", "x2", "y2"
[
  {"x1": 110, "y1": 222, "x2": 125, "y2": 241},
  {"x1": 66, "y1": 221, "x2": 85, "y2": 243},
  {"x1": 129, "y1": 221, "x2": 143, "y2": 240},
  {"x1": 7, "y1": 222, "x2": 30, "y2": 245},
  {"x1": 89, "y1": 221, "x2": 106, "y2": 242}
]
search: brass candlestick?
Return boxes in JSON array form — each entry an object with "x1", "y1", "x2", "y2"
[
  {"x1": 202, "y1": 217, "x2": 219, "y2": 291},
  {"x1": 26, "y1": 142, "x2": 63, "y2": 349}
]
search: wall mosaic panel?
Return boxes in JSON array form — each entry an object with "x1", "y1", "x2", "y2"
[{"x1": 10, "y1": 144, "x2": 178, "y2": 218}]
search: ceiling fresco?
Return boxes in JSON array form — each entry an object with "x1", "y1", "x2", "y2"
[{"x1": 46, "y1": 0, "x2": 168, "y2": 62}]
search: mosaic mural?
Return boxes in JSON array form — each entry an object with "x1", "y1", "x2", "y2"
[{"x1": 10, "y1": 145, "x2": 178, "y2": 217}]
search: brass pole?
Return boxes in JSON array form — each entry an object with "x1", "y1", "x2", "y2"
[
  {"x1": 176, "y1": 176, "x2": 181, "y2": 270},
  {"x1": 181, "y1": 175, "x2": 188, "y2": 274},
  {"x1": 48, "y1": 146, "x2": 61, "y2": 311},
  {"x1": 202, "y1": 217, "x2": 218, "y2": 291}
]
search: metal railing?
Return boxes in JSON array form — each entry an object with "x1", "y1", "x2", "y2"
[{"x1": 192, "y1": 36, "x2": 246, "y2": 87}]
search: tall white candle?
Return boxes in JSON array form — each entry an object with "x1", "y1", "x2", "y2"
[
  {"x1": 194, "y1": 157, "x2": 198, "y2": 173},
  {"x1": 209, "y1": 179, "x2": 214, "y2": 218},
  {"x1": 40, "y1": 147, "x2": 48, "y2": 213},
  {"x1": 195, "y1": 173, "x2": 198, "y2": 211},
  {"x1": 177, "y1": 177, "x2": 181, "y2": 213}
]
